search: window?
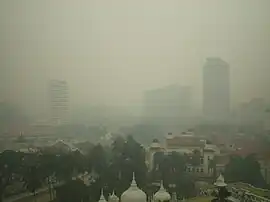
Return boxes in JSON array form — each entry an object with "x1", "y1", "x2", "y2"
[
  {"x1": 200, "y1": 158, "x2": 204, "y2": 164},
  {"x1": 196, "y1": 168, "x2": 199, "y2": 173},
  {"x1": 201, "y1": 168, "x2": 204, "y2": 173},
  {"x1": 208, "y1": 156, "x2": 210, "y2": 160}
]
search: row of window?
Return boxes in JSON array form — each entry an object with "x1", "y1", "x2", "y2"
[{"x1": 186, "y1": 167, "x2": 204, "y2": 173}]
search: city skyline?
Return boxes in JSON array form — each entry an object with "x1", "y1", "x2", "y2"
[{"x1": 1, "y1": 0, "x2": 270, "y2": 118}]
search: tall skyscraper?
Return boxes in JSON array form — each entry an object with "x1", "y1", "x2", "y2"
[
  {"x1": 203, "y1": 58, "x2": 230, "y2": 121},
  {"x1": 49, "y1": 80, "x2": 69, "y2": 125}
]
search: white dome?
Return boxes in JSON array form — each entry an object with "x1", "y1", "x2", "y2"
[
  {"x1": 214, "y1": 174, "x2": 227, "y2": 187},
  {"x1": 121, "y1": 173, "x2": 147, "y2": 202},
  {"x1": 99, "y1": 189, "x2": 107, "y2": 202},
  {"x1": 154, "y1": 181, "x2": 171, "y2": 202},
  {"x1": 150, "y1": 142, "x2": 161, "y2": 148},
  {"x1": 166, "y1": 133, "x2": 174, "y2": 139},
  {"x1": 109, "y1": 191, "x2": 119, "y2": 202}
]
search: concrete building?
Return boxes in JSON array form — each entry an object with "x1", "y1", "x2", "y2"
[
  {"x1": 49, "y1": 80, "x2": 69, "y2": 125},
  {"x1": 143, "y1": 85, "x2": 192, "y2": 122},
  {"x1": 147, "y1": 132, "x2": 221, "y2": 176},
  {"x1": 203, "y1": 58, "x2": 230, "y2": 122}
]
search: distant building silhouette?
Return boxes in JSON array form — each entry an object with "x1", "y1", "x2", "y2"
[
  {"x1": 203, "y1": 58, "x2": 230, "y2": 122},
  {"x1": 49, "y1": 80, "x2": 69, "y2": 125},
  {"x1": 143, "y1": 85, "x2": 192, "y2": 122}
]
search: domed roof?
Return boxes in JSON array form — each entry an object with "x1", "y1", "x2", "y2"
[
  {"x1": 154, "y1": 181, "x2": 171, "y2": 202},
  {"x1": 214, "y1": 174, "x2": 227, "y2": 187},
  {"x1": 166, "y1": 133, "x2": 174, "y2": 139},
  {"x1": 109, "y1": 191, "x2": 119, "y2": 202},
  {"x1": 99, "y1": 189, "x2": 107, "y2": 202},
  {"x1": 151, "y1": 139, "x2": 161, "y2": 148},
  {"x1": 121, "y1": 173, "x2": 147, "y2": 202}
]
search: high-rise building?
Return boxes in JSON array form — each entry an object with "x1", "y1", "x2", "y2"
[
  {"x1": 49, "y1": 80, "x2": 69, "y2": 125},
  {"x1": 143, "y1": 85, "x2": 192, "y2": 122},
  {"x1": 203, "y1": 58, "x2": 230, "y2": 121}
]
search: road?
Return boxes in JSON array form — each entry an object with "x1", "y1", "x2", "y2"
[
  {"x1": 11, "y1": 192, "x2": 50, "y2": 202},
  {"x1": 4, "y1": 188, "x2": 50, "y2": 202}
]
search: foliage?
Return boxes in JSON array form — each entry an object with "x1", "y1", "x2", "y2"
[
  {"x1": 55, "y1": 180, "x2": 88, "y2": 202},
  {"x1": 119, "y1": 124, "x2": 163, "y2": 144},
  {"x1": 22, "y1": 165, "x2": 43, "y2": 195},
  {"x1": 0, "y1": 135, "x2": 198, "y2": 201},
  {"x1": 153, "y1": 150, "x2": 195, "y2": 199},
  {"x1": 224, "y1": 154, "x2": 266, "y2": 188},
  {"x1": 0, "y1": 150, "x2": 24, "y2": 202},
  {"x1": 89, "y1": 144, "x2": 107, "y2": 175}
]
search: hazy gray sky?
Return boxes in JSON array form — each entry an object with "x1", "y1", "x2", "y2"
[{"x1": 1, "y1": 0, "x2": 270, "y2": 116}]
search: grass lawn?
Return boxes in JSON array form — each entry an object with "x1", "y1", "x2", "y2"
[
  {"x1": 232, "y1": 183, "x2": 270, "y2": 198},
  {"x1": 187, "y1": 196, "x2": 214, "y2": 202}
]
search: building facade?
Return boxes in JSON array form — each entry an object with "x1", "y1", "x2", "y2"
[
  {"x1": 203, "y1": 58, "x2": 230, "y2": 122},
  {"x1": 146, "y1": 132, "x2": 220, "y2": 176},
  {"x1": 143, "y1": 85, "x2": 192, "y2": 123},
  {"x1": 49, "y1": 80, "x2": 69, "y2": 125}
]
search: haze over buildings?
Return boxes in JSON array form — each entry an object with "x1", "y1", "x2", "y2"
[
  {"x1": 50, "y1": 80, "x2": 69, "y2": 125},
  {"x1": 1, "y1": 1, "x2": 270, "y2": 120},
  {"x1": 143, "y1": 85, "x2": 192, "y2": 121},
  {"x1": 203, "y1": 58, "x2": 230, "y2": 122}
]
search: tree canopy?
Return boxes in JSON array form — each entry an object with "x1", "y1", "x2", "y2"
[{"x1": 224, "y1": 154, "x2": 266, "y2": 188}]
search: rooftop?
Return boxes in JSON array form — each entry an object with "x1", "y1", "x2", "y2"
[{"x1": 166, "y1": 136, "x2": 205, "y2": 148}]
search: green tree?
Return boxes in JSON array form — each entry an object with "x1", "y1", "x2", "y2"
[
  {"x1": 224, "y1": 155, "x2": 245, "y2": 182},
  {"x1": 55, "y1": 179, "x2": 88, "y2": 202},
  {"x1": 157, "y1": 152, "x2": 195, "y2": 199},
  {"x1": 109, "y1": 135, "x2": 147, "y2": 196},
  {"x1": 20, "y1": 153, "x2": 44, "y2": 201},
  {"x1": 89, "y1": 144, "x2": 107, "y2": 175},
  {"x1": 243, "y1": 155, "x2": 266, "y2": 187},
  {"x1": 224, "y1": 154, "x2": 266, "y2": 188},
  {"x1": 0, "y1": 150, "x2": 23, "y2": 202},
  {"x1": 176, "y1": 173, "x2": 196, "y2": 199},
  {"x1": 22, "y1": 165, "x2": 43, "y2": 202},
  {"x1": 153, "y1": 152, "x2": 164, "y2": 171}
]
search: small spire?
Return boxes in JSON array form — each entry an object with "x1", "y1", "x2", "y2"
[
  {"x1": 154, "y1": 180, "x2": 171, "y2": 201},
  {"x1": 99, "y1": 188, "x2": 106, "y2": 202},
  {"x1": 101, "y1": 188, "x2": 104, "y2": 195},
  {"x1": 110, "y1": 190, "x2": 119, "y2": 202},
  {"x1": 131, "y1": 172, "x2": 137, "y2": 187},
  {"x1": 160, "y1": 180, "x2": 165, "y2": 191}
]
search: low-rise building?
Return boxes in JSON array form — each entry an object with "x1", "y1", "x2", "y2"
[{"x1": 146, "y1": 132, "x2": 220, "y2": 176}]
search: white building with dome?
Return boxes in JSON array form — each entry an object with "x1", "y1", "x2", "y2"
[
  {"x1": 154, "y1": 181, "x2": 171, "y2": 202},
  {"x1": 121, "y1": 173, "x2": 147, "y2": 202},
  {"x1": 99, "y1": 189, "x2": 107, "y2": 202},
  {"x1": 109, "y1": 191, "x2": 119, "y2": 202}
]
